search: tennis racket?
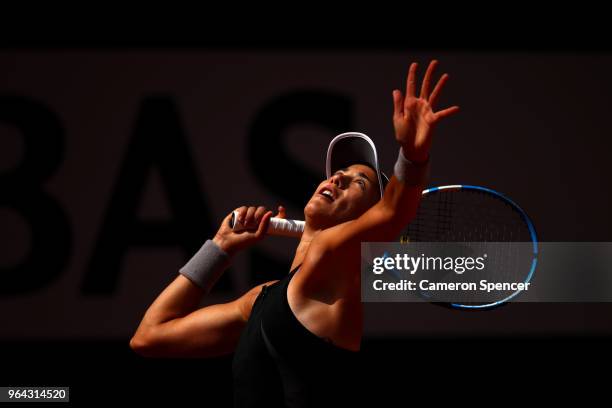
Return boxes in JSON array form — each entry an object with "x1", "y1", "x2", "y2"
[{"x1": 397, "y1": 185, "x2": 538, "y2": 309}]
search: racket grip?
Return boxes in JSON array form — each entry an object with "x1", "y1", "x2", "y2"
[{"x1": 230, "y1": 210, "x2": 304, "y2": 238}]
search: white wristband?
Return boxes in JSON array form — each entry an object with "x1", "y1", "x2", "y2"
[
  {"x1": 393, "y1": 147, "x2": 430, "y2": 186},
  {"x1": 179, "y1": 239, "x2": 231, "y2": 292}
]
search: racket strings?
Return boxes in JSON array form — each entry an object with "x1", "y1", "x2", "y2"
[
  {"x1": 407, "y1": 190, "x2": 531, "y2": 242},
  {"x1": 400, "y1": 189, "x2": 535, "y2": 305}
]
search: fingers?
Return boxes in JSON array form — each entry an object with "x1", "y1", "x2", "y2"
[
  {"x1": 276, "y1": 205, "x2": 286, "y2": 219},
  {"x1": 254, "y1": 206, "x2": 267, "y2": 223},
  {"x1": 392, "y1": 90, "x2": 404, "y2": 118},
  {"x1": 428, "y1": 73, "x2": 449, "y2": 109},
  {"x1": 403, "y1": 60, "x2": 449, "y2": 108},
  {"x1": 406, "y1": 62, "x2": 418, "y2": 98},
  {"x1": 434, "y1": 106, "x2": 460, "y2": 121},
  {"x1": 254, "y1": 211, "x2": 273, "y2": 239},
  {"x1": 244, "y1": 206, "x2": 256, "y2": 228},
  {"x1": 420, "y1": 60, "x2": 438, "y2": 100},
  {"x1": 236, "y1": 206, "x2": 248, "y2": 225},
  {"x1": 244, "y1": 206, "x2": 268, "y2": 230}
]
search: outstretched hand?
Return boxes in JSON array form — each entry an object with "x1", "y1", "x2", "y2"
[{"x1": 392, "y1": 60, "x2": 459, "y2": 163}]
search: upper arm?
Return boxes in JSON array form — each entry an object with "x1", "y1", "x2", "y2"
[{"x1": 131, "y1": 280, "x2": 277, "y2": 358}]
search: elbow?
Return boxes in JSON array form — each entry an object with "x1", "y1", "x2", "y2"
[{"x1": 129, "y1": 329, "x2": 161, "y2": 358}]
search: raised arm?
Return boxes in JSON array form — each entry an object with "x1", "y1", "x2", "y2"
[
  {"x1": 304, "y1": 60, "x2": 459, "y2": 277},
  {"x1": 130, "y1": 206, "x2": 284, "y2": 358}
]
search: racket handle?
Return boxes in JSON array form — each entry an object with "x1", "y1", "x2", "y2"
[{"x1": 230, "y1": 210, "x2": 304, "y2": 238}]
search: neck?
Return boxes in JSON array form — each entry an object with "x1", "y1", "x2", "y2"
[{"x1": 289, "y1": 222, "x2": 322, "y2": 272}]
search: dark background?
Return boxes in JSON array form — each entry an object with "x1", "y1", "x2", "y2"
[{"x1": 1, "y1": 25, "x2": 611, "y2": 404}]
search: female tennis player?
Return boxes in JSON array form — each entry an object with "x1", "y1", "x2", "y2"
[{"x1": 130, "y1": 60, "x2": 459, "y2": 407}]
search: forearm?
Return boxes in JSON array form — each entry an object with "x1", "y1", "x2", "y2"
[
  {"x1": 134, "y1": 239, "x2": 231, "y2": 332},
  {"x1": 379, "y1": 146, "x2": 428, "y2": 226},
  {"x1": 378, "y1": 175, "x2": 422, "y2": 228}
]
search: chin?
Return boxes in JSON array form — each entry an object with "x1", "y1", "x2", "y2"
[
  {"x1": 304, "y1": 199, "x2": 336, "y2": 229},
  {"x1": 304, "y1": 199, "x2": 323, "y2": 219}
]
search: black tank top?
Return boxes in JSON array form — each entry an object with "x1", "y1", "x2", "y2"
[{"x1": 232, "y1": 265, "x2": 361, "y2": 408}]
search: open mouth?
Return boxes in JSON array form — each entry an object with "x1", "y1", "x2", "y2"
[{"x1": 318, "y1": 188, "x2": 335, "y2": 202}]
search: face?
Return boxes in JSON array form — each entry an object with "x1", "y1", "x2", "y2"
[{"x1": 304, "y1": 163, "x2": 381, "y2": 229}]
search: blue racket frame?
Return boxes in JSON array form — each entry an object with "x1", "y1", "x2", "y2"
[{"x1": 414, "y1": 185, "x2": 538, "y2": 310}]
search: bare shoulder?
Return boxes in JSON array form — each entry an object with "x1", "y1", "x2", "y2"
[
  {"x1": 294, "y1": 230, "x2": 361, "y2": 296},
  {"x1": 235, "y1": 280, "x2": 279, "y2": 323}
]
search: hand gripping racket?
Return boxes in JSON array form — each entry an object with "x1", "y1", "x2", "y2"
[{"x1": 229, "y1": 210, "x2": 305, "y2": 238}]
